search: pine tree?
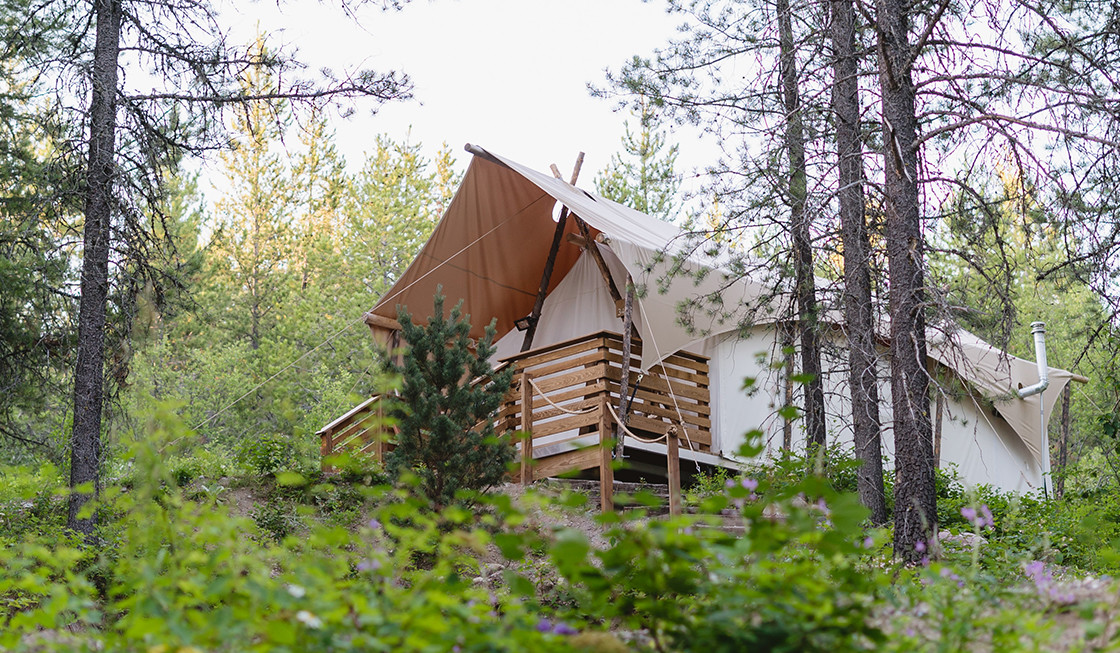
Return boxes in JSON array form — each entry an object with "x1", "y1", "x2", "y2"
[
  {"x1": 595, "y1": 99, "x2": 680, "y2": 222},
  {"x1": 387, "y1": 290, "x2": 514, "y2": 508},
  {"x1": 209, "y1": 39, "x2": 295, "y2": 353}
]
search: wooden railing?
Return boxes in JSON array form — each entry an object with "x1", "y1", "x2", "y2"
[
  {"x1": 319, "y1": 330, "x2": 711, "y2": 512},
  {"x1": 499, "y1": 331, "x2": 711, "y2": 510},
  {"x1": 317, "y1": 395, "x2": 395, "y2": 471}
]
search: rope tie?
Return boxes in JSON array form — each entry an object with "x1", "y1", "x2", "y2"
[
  {"x1": 526, "y1": 376, "x2": 597, "y2": 415},
  {"x1": 606, "y1": 402, "x2": 685, "y2": 445}
]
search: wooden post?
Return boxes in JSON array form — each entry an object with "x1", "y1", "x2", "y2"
[
  {"x1": 521, "y1": 373, "x2": 534, "y2": 486},
  {"x1": 546, "y1": 163, "x2": 623, "y2": 312},
  {"x1": 576, "y1": 217, "x2": 624, "y2": 310},
  {"x1": 1057, "y1": 384, "x2": 1071, "y2": 498},
  {"x1": 667, "y1": 426, "x2": 681, "y2": 516},
  {"x1": 599, "y1": 396, "x2": 614, "y2": 512},
  {"x1": 616, "y1": 274, "x2": 635, "y2": 458},
  {"x1": 523, "y1": 153, "x2": 584, "y2": 352},
  {"x1": 934, "y1": 393, "x2": 944, "y2": 469},
  {"x1": 375, "y1": 399, "x2": 386, "y2": 465},
  {"x1": 320, "y1": 428, "x2": 334, "y2": 473}
]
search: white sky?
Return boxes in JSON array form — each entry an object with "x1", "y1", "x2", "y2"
[{"x1": 212, "y1": 0, "x2": 716, "y2": 190}]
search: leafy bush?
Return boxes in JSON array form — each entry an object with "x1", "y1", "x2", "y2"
[
  {"x1": 0, "y1": 410, "x2": 589, "y2": 652},
  {"x1": 547, "y1": 475, "x2": 889, "y2": 652},
  {"x1": 238, "y1": 434, "x2": 296, "y2": 477},
  {"x1": 386, "y1": 290, "x2": 515, "y2": 508}
]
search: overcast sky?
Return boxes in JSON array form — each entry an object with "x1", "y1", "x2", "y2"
[{"x1": 213, "y1": 0, "x2": 716, "y2": 191}]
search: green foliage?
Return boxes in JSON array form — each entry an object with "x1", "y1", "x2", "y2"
[
  {"x1": 238, "y1": 434, "x2": 296, "y2": 477},
  {"x1": 0, "y1": 408, "x2": 588, "y2": 652},
  {"x1": 1, "y1": 405, "x2": 1115, "y2": 651},
  {"x1": 387, "y1": 291, "x2": 515, "y2": 508},
  {"x1": 550, "y1": 476, "x2": 888, "y2": 652},
  {"x1": 595, "y1": 98, "x2": 680, "y2": 222}
]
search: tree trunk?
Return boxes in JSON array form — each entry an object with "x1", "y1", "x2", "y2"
[
  {"x1": 777, "y1": 0, "x2": 827, "y2": 460},
  {"x1": 68, "y1": 0, "x2": 122, "y2": 541},
  {"x1": 832, "y1": 0, "x2": 888, "y2": 525},
  {"x1": 877, "y1": 0, "x2": 936, "y2": 562}
]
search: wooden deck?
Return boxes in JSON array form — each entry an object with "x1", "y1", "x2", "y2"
[{"x1": 318, "y1": 330, "x2": 711, "y2": 510}]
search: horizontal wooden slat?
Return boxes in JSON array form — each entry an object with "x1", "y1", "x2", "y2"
[
  {"x1": 599, "y1": 345, "x2": 709, "y2": 375},
  {"x1": 604, "y1": 367, "x2": 709, "y2": 402},
  {"x1": 334, "y1": 415, "x2": 377, "y2": 446},
  {"x1": 605, "y1": 382, "x2": 710, "y2": 417},
  {"x1": 625, "y1": 414, "x2": 710, "y2": 446},
  {"x1": 626, "y1": 397, "x2": 712, "y2": 428},
  {"x1": 500, "y1": 382, "x2": 609, "y2": 421},
  {"x1": 531, "y1": 447, "x2": 602, "y2": 480},
  {"x1": 517, "y1": 351, "x2": 605, "y2": 380},
  {"x1": 527, "y1": 397, "x2": 601, "y2": 423},
  {"x1": 502, "y1": 335, "x2": 608, "y2": 369},
  {"x1": 530, "y1": 411, "x2": 601, "y2": 438},
  {"x1": 527, "y1": 364, "x2": 609, "y2": 395}
]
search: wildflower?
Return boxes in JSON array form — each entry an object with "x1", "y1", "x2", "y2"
[
  {"x1": 980, "y1": 505, "x2": 994, "y2": 528},
  {"x1": 960, "y1": 506, "x2": 977, "y2": 522},
  {"x1": 536, "y1": 619, "x2": 554, "y2": 633},
  {"x1": 863, "y1": 536, "x2": 875, "y2": 549},
  {"x1": 741, "y1": 478, "x2": 759, "y2": 492},
  {"x1": 915, "y1": 540, "x2": 927, "y2": 553},
  {"x1": 296, "y1": 610, "x2": 322, "y2": 629},
  {"x1": 552, "y1": 622, "x2": 579, "y2": 635},
  {"x1": 357, "y1": 559, "x2": 381, "y2": 572},
  {"x1": 725, "y1": 479, "x2": 736, "y2": 489},
  {"x1": 286, "y1": 584, "x2": 306, "y2": 598},
  {"x1": 368, "y1": 518, "x2": 382, "y2": 530}
]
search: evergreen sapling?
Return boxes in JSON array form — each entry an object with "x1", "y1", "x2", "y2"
[{"x1": 387, "y1": 290, "x2": 514, "y2": 507}]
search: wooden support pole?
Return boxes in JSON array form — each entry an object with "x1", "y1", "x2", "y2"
[
  {"x1": 599, "y1": 397, "x2": 614, "y2": 512},
  {"x1": 320, "y1": 428, "x2": 334, "y2": 473},
  {"x1": 576, "y1": 216, "x2": 625, "y2": 311},
  {"x1": 1057, "y1": 383, "x2": 1071, "y2": 498},
  {"x1": 616, "y1": 274, "x2": 635, "y2": 458},
  {"x1": 546, "y1": 162, "x2": 624, "y2": 311},
  {"x1": 376, "y1": 401, "x2": 385, "y2": 465},
  {"x1": 667, "y1": 426, "x2": 682, "y2": 517},
  {"x1": 522, "y1": 153, "x2": 584, "y2": 352},
  {"x1": 934, "y1": 393, "x2": 944, "y2": 469},
  {"x1": 521, "y1": 373, "x2": 534, "y2": 486}
]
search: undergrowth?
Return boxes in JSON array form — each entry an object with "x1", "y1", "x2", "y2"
[{"x1": 0, "y1": 409, "x2": 1117, "y2": 651}]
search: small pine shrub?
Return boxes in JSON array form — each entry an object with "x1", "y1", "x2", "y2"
[{"x1": 386, "y1": 290, "x2": 515, "y2": 508}]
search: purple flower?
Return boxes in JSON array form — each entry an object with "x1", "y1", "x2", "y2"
[
  {"x1": 921, "y1": 556, "x2": 930, "y2": 566},
  {"x1": 536, "y1": 619, "x2": 553, "y2": 633},
  {"x1": 980, "y1": 505, "x2": 994, "y2": 527},
  {"x1": 357, "y1": 558, "x2": 381, "y2": 572},
  {"x1": 552, "y1": 622, "x2": 579, "y2": 635},
  {"x1": 915, "y1": 539, "x2": 927, "y2": 553},
  {"x1": 961, "y1": 507, "x2": 977, "y2": 522},
  {"x1": 368, "y1": 519, "x2": 382, "y2": 530},
  {"x1": 725, "y1": 479, "x2": 736, "y2": 489},
  {"x1": 863, "y1": 536, "x2": 874, "y2": 549},
  {"x1": 742, "y1": 478, "x2": 759, "y2": 492}
]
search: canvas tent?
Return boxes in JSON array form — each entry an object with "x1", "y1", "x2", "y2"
[{"x1": 362, "y1": 145, "x2": 1081, "y2": 494}]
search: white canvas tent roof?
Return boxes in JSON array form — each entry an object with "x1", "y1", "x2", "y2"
[{"x1": 370, "y1": 145, "x2": 1079, "y2": 469}]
